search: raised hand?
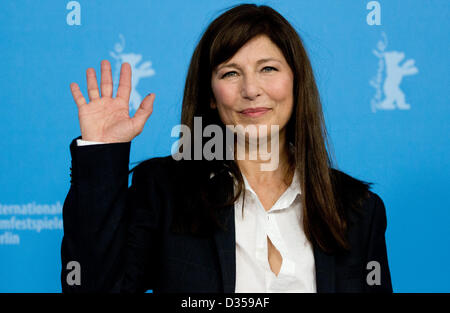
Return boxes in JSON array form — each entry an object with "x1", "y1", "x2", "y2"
[{"x1": 70, "y1": 60, "x2": 155, "y2": 143}]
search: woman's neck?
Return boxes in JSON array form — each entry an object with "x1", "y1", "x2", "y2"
[{"x1": 235, "y1": 132, "x2": 293, "y2": 186}]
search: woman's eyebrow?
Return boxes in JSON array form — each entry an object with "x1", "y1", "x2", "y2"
[{"x1": 217, "y1": 58, "x2": 282, "y2": 71}]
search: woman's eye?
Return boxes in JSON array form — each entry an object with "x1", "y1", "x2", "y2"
[
  {"x1": 221, "y1": 71, "x2": 237, "y2": 78},
  {"x1": 220, "y1": 67, "x2": 277, "y2": 78},
  {"x1": 262, "y1": 66, "x2": 277, "y2": 72}
]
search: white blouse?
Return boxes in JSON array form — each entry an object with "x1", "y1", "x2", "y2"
[
  {"x1": 76, "y1": 139, "x2": 317, "y2": 292},
  {"x1": 233, "y1": 170, "x2": 316, "y2": 293}
]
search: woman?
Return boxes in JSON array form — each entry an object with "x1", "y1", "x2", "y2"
[{"x1": 62, "y1": 4, "x2": 392, "y2": 293}]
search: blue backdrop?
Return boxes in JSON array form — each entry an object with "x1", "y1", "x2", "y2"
[{"x1": 0, "y1": 0, "x2": 448, "y2": 292}]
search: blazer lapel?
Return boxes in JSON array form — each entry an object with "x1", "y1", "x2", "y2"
[
  {"x1": 214, "y1": 204, "x2": 236, "y2": 293},
  {"x1": 209, "y1": 168, "x2": 336, "y2": 293},
  {"x1": 210, "y1": 170, "x2": 236, "y2": 293},
  {"x1": 313, "y1": 243, "x2": 336, "y2": 293}
]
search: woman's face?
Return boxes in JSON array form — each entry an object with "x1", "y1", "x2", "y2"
[{"x1": 211, "y1": 35, "x2": 294, "y2": 141}]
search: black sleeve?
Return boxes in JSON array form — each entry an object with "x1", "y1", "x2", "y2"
[
  {"x1": 364, "y1": 193, "x2": 393, "y2": 293},
  {"x1": 61, "y1": 137, "x2": 159, "y2": 293}
]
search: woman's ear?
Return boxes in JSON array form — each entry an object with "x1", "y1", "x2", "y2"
[{"x1": 210, "y1": 100, "x2": 217, "y2": 109}]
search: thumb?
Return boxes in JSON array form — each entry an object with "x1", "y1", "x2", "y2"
[{"x1": 132, "y1": 93, "x2": 155, "y2": 132}]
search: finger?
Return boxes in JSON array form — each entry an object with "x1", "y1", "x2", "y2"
[
  {"x1": 131, "y1": 93, "x2": 155, "y2": 134},
  {"x1": 116, "y1": 62, "x2": 131, "y2": 103},
  {"x1": 86, "y1": 67, "x2": 100, "y2": 101},
  {"x1": 100, "y1": 60, "x2": 113, "y2": 98},
  {"x1": 70, "y1": 82, "x2": 87, "y2": 108}
]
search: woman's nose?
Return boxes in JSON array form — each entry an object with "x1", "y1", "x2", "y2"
[{"x1": 241, "y1": 74, "x2": 261, "y2": 100}]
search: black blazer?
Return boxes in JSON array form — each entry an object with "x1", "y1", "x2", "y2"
[{"x1": 61, "y1": 136, "x2": 393, "y2": 293}]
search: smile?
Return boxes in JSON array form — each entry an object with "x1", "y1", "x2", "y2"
[{"x1": 239, "y1": 107, "x2": 272, "y2": 118}]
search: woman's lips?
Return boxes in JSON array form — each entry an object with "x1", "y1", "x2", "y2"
[{"x1": 239, "y1": 107, "x2": 271, "y2": 117}]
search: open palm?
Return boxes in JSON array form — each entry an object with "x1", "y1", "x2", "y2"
[{"x1": 70, "y1": 60, "x2": 155, "y2": 143}]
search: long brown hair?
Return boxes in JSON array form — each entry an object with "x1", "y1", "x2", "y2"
[{"x1": 170, "y1": 3, "x2": 371, "y2": 254}]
